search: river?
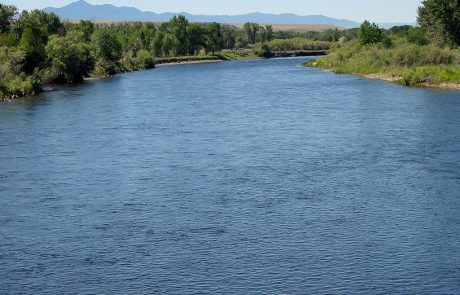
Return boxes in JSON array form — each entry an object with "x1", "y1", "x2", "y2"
[{"x1": 1, "y1": 57, "x2": 460, "y2": 294}]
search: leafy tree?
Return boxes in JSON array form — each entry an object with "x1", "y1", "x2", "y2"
[
  {"x1": 169, "y1": 15, "x2": 189, "y2": 56},
  {"x1": 152, "y1": 31, "x2": 164, "y2": 57},
  {"x1": 162, "y1": 33, "x2": 177, "y2": 56},
  {"x1": 0, "y1": 3, "x2": 17, "y2": 34},
  {"x1": 243, "y1": 22, "x2": 260, "y2": 44},
  {"x1": 221, "y1": 26, "x2": 236, "y2": 49},
  {"x1": 265, "y1": 25, "x2": 274, "y2": 42},
  {"x1": 358, "y1": 20, "x2": 384, "y2": 45},
  {"x1": 187, "y1": 23, "x2": 205, "y2": 55},
  {"x1": 205, "y1": 22, "x2": 223, "y2": 54},
  {"x1": 76, "y1": 20, "x2": 94, "y2": 42},
  {"x1": 93, "y1": 29, "x2": 122, "y2": 61},
  {"x1": 16, "y1": 10, "x2": 65, "y2": 72},
  {"x1": 418, "y1": 0, "x2": 460, "y2": 46},
  {"x1": 46, "y1": 31, "x2": 94, "y2": 82}
]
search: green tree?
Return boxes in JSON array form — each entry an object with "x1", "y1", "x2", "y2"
[
  {"x1": 16, "y1": 10, "x2": 65, "y2": 72},
  {"x1": 358, "y1": 20, "x2": 384, "y2": 45},
  {"x1": 76, "y1": 20, "x2": 94, "y2": 42},
  {"x1": 205, "y1": 22, "x2": 223, "y2": 54},
  {"x1": 243, "y1": 22, "x2": 259, "y2": 44},
  {"x1": 162, "y1": 33, "x2": 177, "y2": 56},
  {"x1": 265, "y1": 25, "x2": 274, "y2": 42},
  {"x1": 93, "y1": 29, "x2": 122, "y2": 61},
  {"x1": 0, "y1": 3, "x2": 17, "y2": 34},
  {"x1": 221, "y1": 26, "x2": 236, "y2": 49},
  {"x1": 187, "y1": 23, "x2": 205, "y2": 55},
  {"x1": 418, "y1": 0, "x2": 460, "y2": 46},
  {"x1": 152, "y1": 31, "x2": 164, "y2": 57},
  {"x1": 169, "y1": 15, "x2": 189, "y2": 56},
  {"x1": 46, "y1": 31, "x2": 94, "y2": 82}
]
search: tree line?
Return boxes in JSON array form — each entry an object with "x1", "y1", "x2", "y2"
[{"x1": 0, "y1": 3, "x2": 286, "y2": 99}]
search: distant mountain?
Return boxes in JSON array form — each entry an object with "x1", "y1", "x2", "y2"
[{"x1": 43, "y1": 0, "x2": 361, "y2": 28}]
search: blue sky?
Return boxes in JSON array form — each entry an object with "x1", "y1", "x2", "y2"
[{"x1": 4, "y1": 0, "x2": 422, "y2": 22}]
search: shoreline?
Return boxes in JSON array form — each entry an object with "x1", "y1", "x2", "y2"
[
  {"x1": 306, "y1": 63, "x2": 460, "y2": 91},
  {"x1": 364, "y1": 73, "x2": 460, "y2": 90},
  {"x1": 156, "y1": 59, "x2": 225, "y2": 67}
]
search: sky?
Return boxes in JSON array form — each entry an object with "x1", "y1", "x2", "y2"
[{"x1": 4, "y1": 0, "x2": 422, "y2": 23}]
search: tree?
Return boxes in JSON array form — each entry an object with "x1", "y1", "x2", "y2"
[
  {"x1": 221, "y1": 26, "x2": 236, "y2": 49},
  {"x1": 418, "y1": 0, "x2": 460, "y2": 46},
  {"x1": 169, "y1": 15, "x2": 189, "y2": 56},
  {"x1": 93, "y1": 29, "x2": 122, "y2": 61},
  {"x1": 243, "y1": 22, "x2": 259, "y2": 44},
  {"x1": 205, "y1": 22, "x2": 223, "y2": 54},
  {"x1": 18, "y1": 26, "x2": 46, "y2": 73},
  {"x1": 16, "y1": 10, "x2": 65, "y2": 72},
  {"x1": 0, "y1": 3, "x2": 17, "y2": 34},
  {"x1": 162, "y1": 33, "x2": 177, "y2": 56},
  {"x1": 187, "y1": 23, "x2": 205, "y2": 55},
  {"x1": 265, "y1": 25, "x2": 274, "y2": 42},
  {"x1": 76, "y1": 20, "x2": 94, "y2": 42},
  {"x1": 46, "y1": 31, "x2": 94, "y2": 82},
  {"x1": 358, "y1": 20, "x2": 384, "y2": 45},
  {"x1": 152, "y1": 31, "x2": 164, "y2": 57}
]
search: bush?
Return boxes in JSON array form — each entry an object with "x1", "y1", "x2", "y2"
[
  {"x1": 93, "y1": 60, "x2": 119, "y2": 77},
  {"x1": 122, "y1": 49, "x2": 155, "y2": 71},
  {"x1": 253, "y1": 43, "x2": 272, "y2": 58},
  {"x1": 0, "y1": 46, "x2": 39, "y2": 99},
  {"x1": 406, "y1": 27, "x2": 430, "y2": 46}
]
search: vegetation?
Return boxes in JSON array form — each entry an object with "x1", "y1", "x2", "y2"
[
  {"x1": 1, "y1": 1, "x2": 350, "y2": 100},
  {"x1": 306, "y1": 0, "x2": 460, "y2": 89},
  {"x1": 253, "y1": 38, "x2": 332, "y2": 57},
  {"x1": 418, "y1": 0, "x2": 460, "y2": 47}
]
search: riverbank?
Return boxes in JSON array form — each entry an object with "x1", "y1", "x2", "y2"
[
  {"x1": 364, "y1": 73, "x2": 460, "y2": 90},
  {"x1": 156, "y1": 59, "x2": 224, "y2": 67},
  {"x1": 304, "y1": 40, "x2": 460, "y2": 90}
]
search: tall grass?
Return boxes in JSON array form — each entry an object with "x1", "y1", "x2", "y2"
[{"x1": 306, "y1": 40, "x2": 460, "y2": 86}]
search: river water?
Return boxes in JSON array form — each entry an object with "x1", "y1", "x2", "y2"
[{"x1": 1, "y1": 57, "x2": 460, "y2": 294}]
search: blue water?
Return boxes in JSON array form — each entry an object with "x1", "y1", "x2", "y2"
[{"x1": 1, "y1": 57, "x2": 460, "y2": 294}]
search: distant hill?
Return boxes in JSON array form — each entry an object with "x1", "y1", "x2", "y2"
[
  {"x1": 43, "y1": 0, "x2": 415, "y2": 29},
  {"x1": 43, "y1": 0, "x2": 360, "y2": 28}
]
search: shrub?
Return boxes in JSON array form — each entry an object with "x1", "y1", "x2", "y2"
[{"x1": 406, "y1": 27, "x2": 430, "y2": 46}]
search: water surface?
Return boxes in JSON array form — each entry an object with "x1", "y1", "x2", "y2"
[{"x1": 1, "y1": 57, "x2": 460, "y2": 294}]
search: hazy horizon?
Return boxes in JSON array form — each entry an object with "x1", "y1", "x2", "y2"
[{"x1": 3, "y1": 0, "x2": 422, "y2": 23}]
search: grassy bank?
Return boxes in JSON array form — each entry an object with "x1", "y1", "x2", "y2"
[{"x1": 304, "y1": 39, "x2": 460, "y2": 89}]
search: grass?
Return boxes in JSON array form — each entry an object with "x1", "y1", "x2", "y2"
[{"x1": 305, "y1": 39, "x2": 460, "y2": 88}]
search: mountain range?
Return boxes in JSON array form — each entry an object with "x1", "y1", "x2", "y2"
[{"x1": 43, "y1": 0, "x2": 413, "y2": 29}]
